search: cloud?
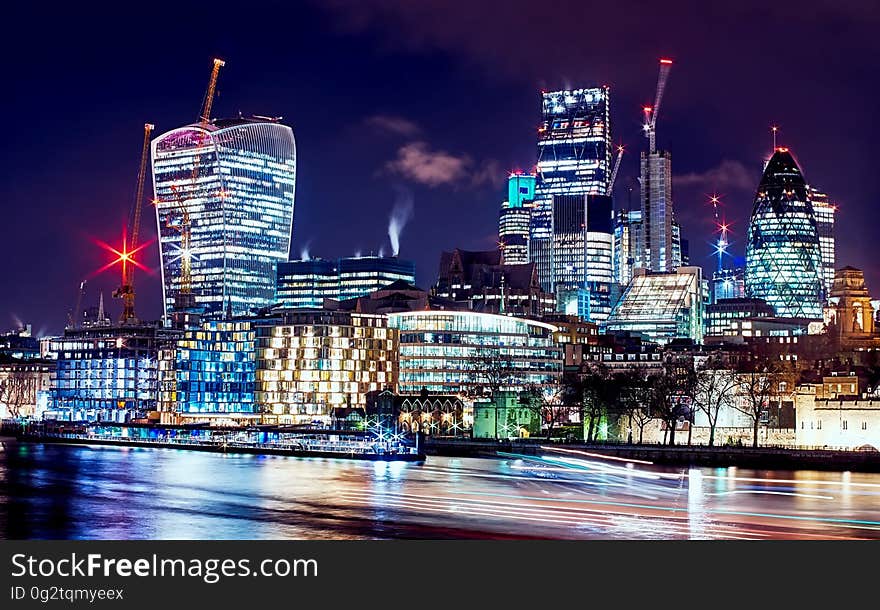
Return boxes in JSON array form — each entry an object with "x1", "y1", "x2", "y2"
[
  {"x1": 674, "y1": 160, "x2": 756, "y2": 192},
  {"x1": 385, "y1": 141, "x2": 473, "y2": 187},
  {"x1": 365, "y1": 114, "x2": 421, "y2": 136}
]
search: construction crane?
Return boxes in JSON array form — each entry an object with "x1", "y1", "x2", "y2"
[
  {"x1": 642, "y1": 58, "x2": 673, "y2": 153},
  {"x1": 199, "y1": 58, "x2": 225, "y2": 125},
  {"x1": 161, "y1": 59, "x2": 225, "y2": 313},
  {"x1": 606, "y1": 145, "x2": 625, "y2": 196},
  {"x1": 112, "y1": 123, "x2": 154, "y2": 322},
  {"x1": 67, "y1": 280, "x2": 87, "y2": 329},
  {"x1": 167, "y1": 185, "x2": 194, "y2": 308}
]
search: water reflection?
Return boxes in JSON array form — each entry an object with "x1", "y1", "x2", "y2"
[{"x1": 1, "y1": 443, "x2": 879, "y2": 540}]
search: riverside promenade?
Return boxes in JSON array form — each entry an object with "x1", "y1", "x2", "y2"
[{"x1": 425, "y1": 437, "x2": 880, "y2": 472}]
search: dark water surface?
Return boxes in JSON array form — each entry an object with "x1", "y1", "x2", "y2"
[{"x1": 2, "y1": 442, "x2": 879, "y2": 539}]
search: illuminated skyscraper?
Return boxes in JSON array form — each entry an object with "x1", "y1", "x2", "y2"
[
  {"x1": 745, "y1": 148, "x2": 823, "y2": 319},
  {"x1": 613, "y1": 209, "x2": 642, "y2": 287},
  {"x1": 639, "y1": 150, "x2": 677, "y2": 271},
  {"x1": 551, "y1": 194, "x2": 615, "y2": 321},
  {"x1": 499, "y1": 173, "x2": 536, "y2": 265},
  {"x1": 808, "y1": 187, "x2": 836, "y2": 301},
  {"x1": 531, "y1": 87, "x2": 612, "y2": 291},
  {"x1": 152, "y1": 117, "x2": 296, "y2": 320}
]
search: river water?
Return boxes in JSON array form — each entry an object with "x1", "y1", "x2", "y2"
[{"x1": 2, "y1": 442, "x2": 878, "y2": 539}]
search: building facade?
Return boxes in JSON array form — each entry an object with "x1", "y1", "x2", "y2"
[
  {"x1": 432, "y1": 249, "x2": 554, "y2": 317},
  {"x1": 388, "y1": 310, "x2": 562, "y2": 396},
  {"x1": 151, "y1": 117, "x2": 296, "y2": 319},
  {"x1": 745, "y1": 148, "x2": 823, "y2": 319},
  {"x1": 605, "y1": 267, "x2": 704, "y2": 344},
  {"x1": 47, "y1": 324, "x2": 179, "y2": 421},
  {"x1": 705, "y1": 297, "x2": 775, "y2": 338},
  {"x1": 712, "y1": 268, "x2": 746, "y2": 303},
  {"x1": 256, "y1": 310, "x2": 398, "y2": 425},
  {"x1": 276, "y1": 256, "x2": 416, "y2": 309},
  {"x1": 531, "y1": 87, "x2": 612, "y2": 291},
  {"x1": 158, "y1": 320, "x2": 258, "y2": 421},
  {"x1": 808, "y1": 187, "x2": 836, "y2": 301},
  {"x1": 613, "y1": 209, "x2": 642, "y2": 287},
  {"x1": 639, "y1": 150, "x2": 677, "y2": 272},
  {"x1": 550, "y1": 194, "x2": 615, "y2": 321}
]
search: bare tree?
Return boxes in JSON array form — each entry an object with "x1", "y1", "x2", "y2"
[
  {"x1": 648, "y1": 361, "x2": 696, "y2": 446},
  {"x1": 0, "y1": 369, "x2": 37, "y2": 419},
  {"x1": 735, "y1": 357, "x2": 796, "y2": 447},
  {"x1": 692, "y1": 358, "x2": 740, "y2": 447},
  {"x1": 614, "y1": 367, "x2": 654, "y2": 444},
  {"x1": 464, "y1": 349, "x2": 517, "y2": 400},
  {"x1": 519, "y1": 385, "x2": 568, "y2": 438}
]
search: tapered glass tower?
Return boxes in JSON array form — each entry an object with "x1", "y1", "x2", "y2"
[
  {"x1": 745, "y1": 148, "x2": 822, "y2": 319},
  {"x1": 152, "y1": 117, "x2": 296, "y2": 319}
]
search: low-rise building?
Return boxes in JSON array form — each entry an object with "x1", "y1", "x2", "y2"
[{"x1": 388, "y1": 310, "x2": 562, "y2": 397}]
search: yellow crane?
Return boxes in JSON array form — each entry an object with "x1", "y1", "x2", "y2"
[
  {"x1": 113, "y1": 123, "x2": 154, "y2": 322},
  {"x1": 163, "y1": 58, "x2": 224, "y2": 312}
]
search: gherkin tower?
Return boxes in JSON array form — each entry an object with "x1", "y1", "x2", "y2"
[{"x1": 745, "y1": 148, "x2": 823, "y2": 319}]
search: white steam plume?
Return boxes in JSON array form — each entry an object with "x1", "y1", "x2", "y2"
[{"x1": 388, "y1": 187, "x2": 414, "y2": 257}]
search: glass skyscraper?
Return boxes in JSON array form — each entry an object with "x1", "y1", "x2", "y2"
[
  {"x1": 808, "y1": 187, "x2": 836, "y2": 301},
  {"x1": 151, "y1": 117, "x2": 296, "y2": 319},
  {"x1": 745, "y1": 148, "x2": 823, "y2": 319},
  {"x1": 531, "y1": 87, "x2": 612, "y2": 292}
]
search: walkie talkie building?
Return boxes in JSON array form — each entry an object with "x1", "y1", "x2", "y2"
[
  {"x1": 745, "y1": 148, "x2": 823, "y2": 319},
  {"x1": 151, "y1": 117, "x2": 296, "y2": 320}
]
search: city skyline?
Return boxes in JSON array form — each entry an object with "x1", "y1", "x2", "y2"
[{"x1": 2, "y1": 1, "x2": 877, "y2": 335}]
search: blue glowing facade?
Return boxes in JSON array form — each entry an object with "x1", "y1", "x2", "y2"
[
  {"x1": 151, "y1": 118, "x2": 296, "y2": 319},
  {"x1": 47, "y1": 324, "x2": 179, "y2": 421},
  {"x1": 745, "y1": 149, "x2": 823, "y2": 319},
  {"x1": 159, "y1": 321, "x2": 257, "y2": 419}
]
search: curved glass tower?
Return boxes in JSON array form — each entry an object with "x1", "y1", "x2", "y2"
[
  {"x1": 152, "y1": 118, "x2": 296, "y2": 319},
  {"x1": 745, "y1": 148, "x2": 822, "y2": 319}
]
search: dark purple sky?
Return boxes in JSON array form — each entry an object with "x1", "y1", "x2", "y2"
[{"x1": 3, "y1": 1, "x2": 877, "y2": 336}]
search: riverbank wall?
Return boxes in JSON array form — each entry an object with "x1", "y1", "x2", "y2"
[{"x1": 425, "y1": 438, "x2": 880, "y2": 472}]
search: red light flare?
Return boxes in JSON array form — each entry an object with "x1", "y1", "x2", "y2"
[
  {"x1": 89, "y1": 232, "x2": 154, "y2": 279},
  {"x1": 659, "y1": 58, "x2": 673, "y2": 65}
]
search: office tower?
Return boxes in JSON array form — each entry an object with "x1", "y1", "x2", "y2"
[
  {"x1": 276, "y1": 256, "x2": 416, "y2": 309},
  {"x1": 745, "y1": 148, "x2": 823, "y2": 319},
  {"x1": 613, "y1": 209, "x2": 642, "y2": 287},
  {"x1": 808, "y1": 187, "x2": 836, "y2": 301},
  {"x1": 499, "y1": 172, "x2": 536, "y2": 265},
  {"x1": 605, "y1": 266, "x2": 704, "y2": 344},
  {"x1": 531, "y1": 87, "x2": 612, "y2": 291},
  {"x1": 550, "y1": 194, "x2": 615, "y2": 321},
  {"x1": 638, "y1": 59, "x2": 678, "y2": 273},
  {"x1": 640, "y1": 150, "x2": 676, "y2": 271},
  {"x1": 152, "y1": 117, "x2": 296, "y2": 320}
]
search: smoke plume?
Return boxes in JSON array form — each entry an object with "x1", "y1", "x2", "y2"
[{"x1": 388, "y1": 188, "x2": 414, "y2": 256}]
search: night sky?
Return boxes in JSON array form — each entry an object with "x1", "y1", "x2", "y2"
[{"x1": 3, "y1": 1, "x2": 877, "y2": 336}]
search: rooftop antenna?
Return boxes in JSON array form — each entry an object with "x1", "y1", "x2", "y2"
[{"x1": 771, "y1": 125, "x2": 779, "y2": 151}]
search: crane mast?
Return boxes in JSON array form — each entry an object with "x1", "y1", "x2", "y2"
[
  {"x1": 113, "y1": 123, "x2": 154, "y2": 322},
  {"x1": 164, "y1": 58, "x2": 225, "y2": 314},
  {"x1": 606, "y1": 145, "x2": 624, "y2": 196},
  {"x1": 644, "y1": 58, "x2": 673, "y2": 153}
]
